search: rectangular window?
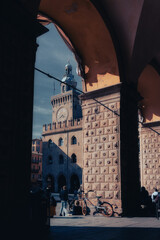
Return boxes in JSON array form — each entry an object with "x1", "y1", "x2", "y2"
[{"x1": 36, "y1": 146, "x2": 40, "y2": 152}]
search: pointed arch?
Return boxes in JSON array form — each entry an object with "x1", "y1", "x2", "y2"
[
  {"x1": 71, "y1": 153, "x2": 77, "y2": 163},
  {"x1": 58, "y1": 137, "x2": 64, "y2": 146},
  {"x1": 71, "y1": 136, "x2": 77, "y2": 145}
]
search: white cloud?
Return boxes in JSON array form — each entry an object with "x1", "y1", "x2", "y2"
[
  {"x1": 33, "y1": 105, "x2": 52, "y2": 115},
  {"x1": 32, "y1": 130, "x2": 42, "y2": 139}
]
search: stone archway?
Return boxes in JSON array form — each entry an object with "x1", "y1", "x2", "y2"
[
  {"x1": 3, "y1": 1, "x2": 160, "y2": 230},
  {"x1": 70, "y1": 174, "x2": 80, "y2": 193},
  {"x1": 58, "y1": 174, "x2": 67, "y2": 192}
]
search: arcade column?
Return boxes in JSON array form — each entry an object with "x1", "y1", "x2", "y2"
[
  {"x1": 120, "y1": 82, "x2": 141, "y2": 216},
  {"x1": 81, "y1": 82, "x2": 141, "y2": 216},
  {"x1": 0, "y1": 0, "x2": 47, "y2": 232}
]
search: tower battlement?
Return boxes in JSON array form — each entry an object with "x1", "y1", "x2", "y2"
[{"x1": 42, "y1": 118, "x2": 82, "y2": 133}]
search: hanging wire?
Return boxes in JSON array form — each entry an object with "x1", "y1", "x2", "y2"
[{"x1": 35, "y1": 67, "x2": 160, "y2": 136}]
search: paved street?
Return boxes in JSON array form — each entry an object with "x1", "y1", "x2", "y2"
[{"x1": 47, "y1": 203, "x2": 160, "y2": 240}]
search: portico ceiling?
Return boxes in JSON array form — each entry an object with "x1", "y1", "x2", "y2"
[{"x1": 38, "y1": 0, "x2": 160, "y2": 121}]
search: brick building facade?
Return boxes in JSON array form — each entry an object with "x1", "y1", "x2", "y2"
[{"x1": 31, "y1": 139, "x2": 43, "y2": 187}]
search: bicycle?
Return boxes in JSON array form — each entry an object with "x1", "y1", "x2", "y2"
[{"x1": 80, "y1": 190, "x2": 113, "y2": 217}]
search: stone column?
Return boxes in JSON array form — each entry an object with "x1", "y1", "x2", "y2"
[
  {"x1": 120, "y1": 83, "x2": 141, "y2": 216},
  {"x1": 81, "y1": 82, "x2": 142, "y2": 216},
  {"x1": 0, "y1": 0, "x2": 47, "y2": 233}
]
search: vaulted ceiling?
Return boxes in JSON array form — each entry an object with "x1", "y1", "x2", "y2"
[{"x1": 38, "y1": 0, "x2": 160, "y2": 121}]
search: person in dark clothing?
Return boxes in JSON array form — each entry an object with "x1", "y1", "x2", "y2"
[
  {"x1": 50, "y1": 196, "x2": 57, "y2": 217},
  {"x1": 59, "y1": 185, "x2": 68, "y2": 216},
  {"x1": 72, "y1": 200, "x2": 82, "y2": 215},
  {"x1": 140, "y1": 186, "x2": 149, "y2": 206},
  {"x1": 140, "y1": 186, "x2": 152, "y2": 216}
]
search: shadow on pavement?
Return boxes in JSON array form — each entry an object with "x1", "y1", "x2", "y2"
[
  {"x1": 46, "y1": 226, "x2": 160, "y2": 240},
  {"x1": 54, "y1": 216, "x2": 84, "y2": 219}
]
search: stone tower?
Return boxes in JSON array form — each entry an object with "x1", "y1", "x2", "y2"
[
  {"x1": 51, "y1": 62, "x2": 82, "y2": 123},
  {"x1": 42, "y1": 63, "x2": 83, "y2": 193}
]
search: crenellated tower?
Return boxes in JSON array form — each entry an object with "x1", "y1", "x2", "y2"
[{"x1": 51, "y1": 63, "x2": 82, "y2": 123}]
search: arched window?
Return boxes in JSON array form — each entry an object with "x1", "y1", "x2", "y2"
[
  {"x1": 58, "y1": 138, "x2": 64, "y2": 146},
  {"x1": 71, "y1": 136, "x2": 77, "y2": 145},
  {"x1": 59, "y1": 154, "x2": 64, "y2": 164},
  {"x1": 71, "y1": 153, "x2": 77, "y2": 163},
  {"x1": 48, "y1": 139, "x2": 53, "y2": 149}
]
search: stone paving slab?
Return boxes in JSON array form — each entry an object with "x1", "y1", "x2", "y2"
[{"x1": 48, "y1": 203, "x2": 160, "y2": 240}]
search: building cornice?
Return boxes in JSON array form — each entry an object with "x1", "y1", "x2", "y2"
[
  {"x1": 79, "y1": 83, "x2": 121, "y2": 100},
  {"x1": 42, "y1": 127, "x2": 82, "y2": 137}
]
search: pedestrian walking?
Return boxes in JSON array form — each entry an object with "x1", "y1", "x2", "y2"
[
  {"x1": 59, "y1": 185, "x2": 68, "y2": 216},
  {"x1": 151, "y1": 188, "x2": 159, "y2": 203}
]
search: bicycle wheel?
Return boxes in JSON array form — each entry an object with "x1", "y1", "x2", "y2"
[
  {"x1": 81, "y1": 202, "x2": 87, "y2": 216},
  {"x1": 101, "y1": 202, "x2": 113, "y2": 217}
]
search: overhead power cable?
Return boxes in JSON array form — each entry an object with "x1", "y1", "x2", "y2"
[{"x1": 35, "y1": 67, "x2": 160, "y2": 136}]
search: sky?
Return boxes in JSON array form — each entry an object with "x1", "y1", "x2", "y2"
[{"x1": 32, "y1": 23, "x2": 82, "y2": 139}]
